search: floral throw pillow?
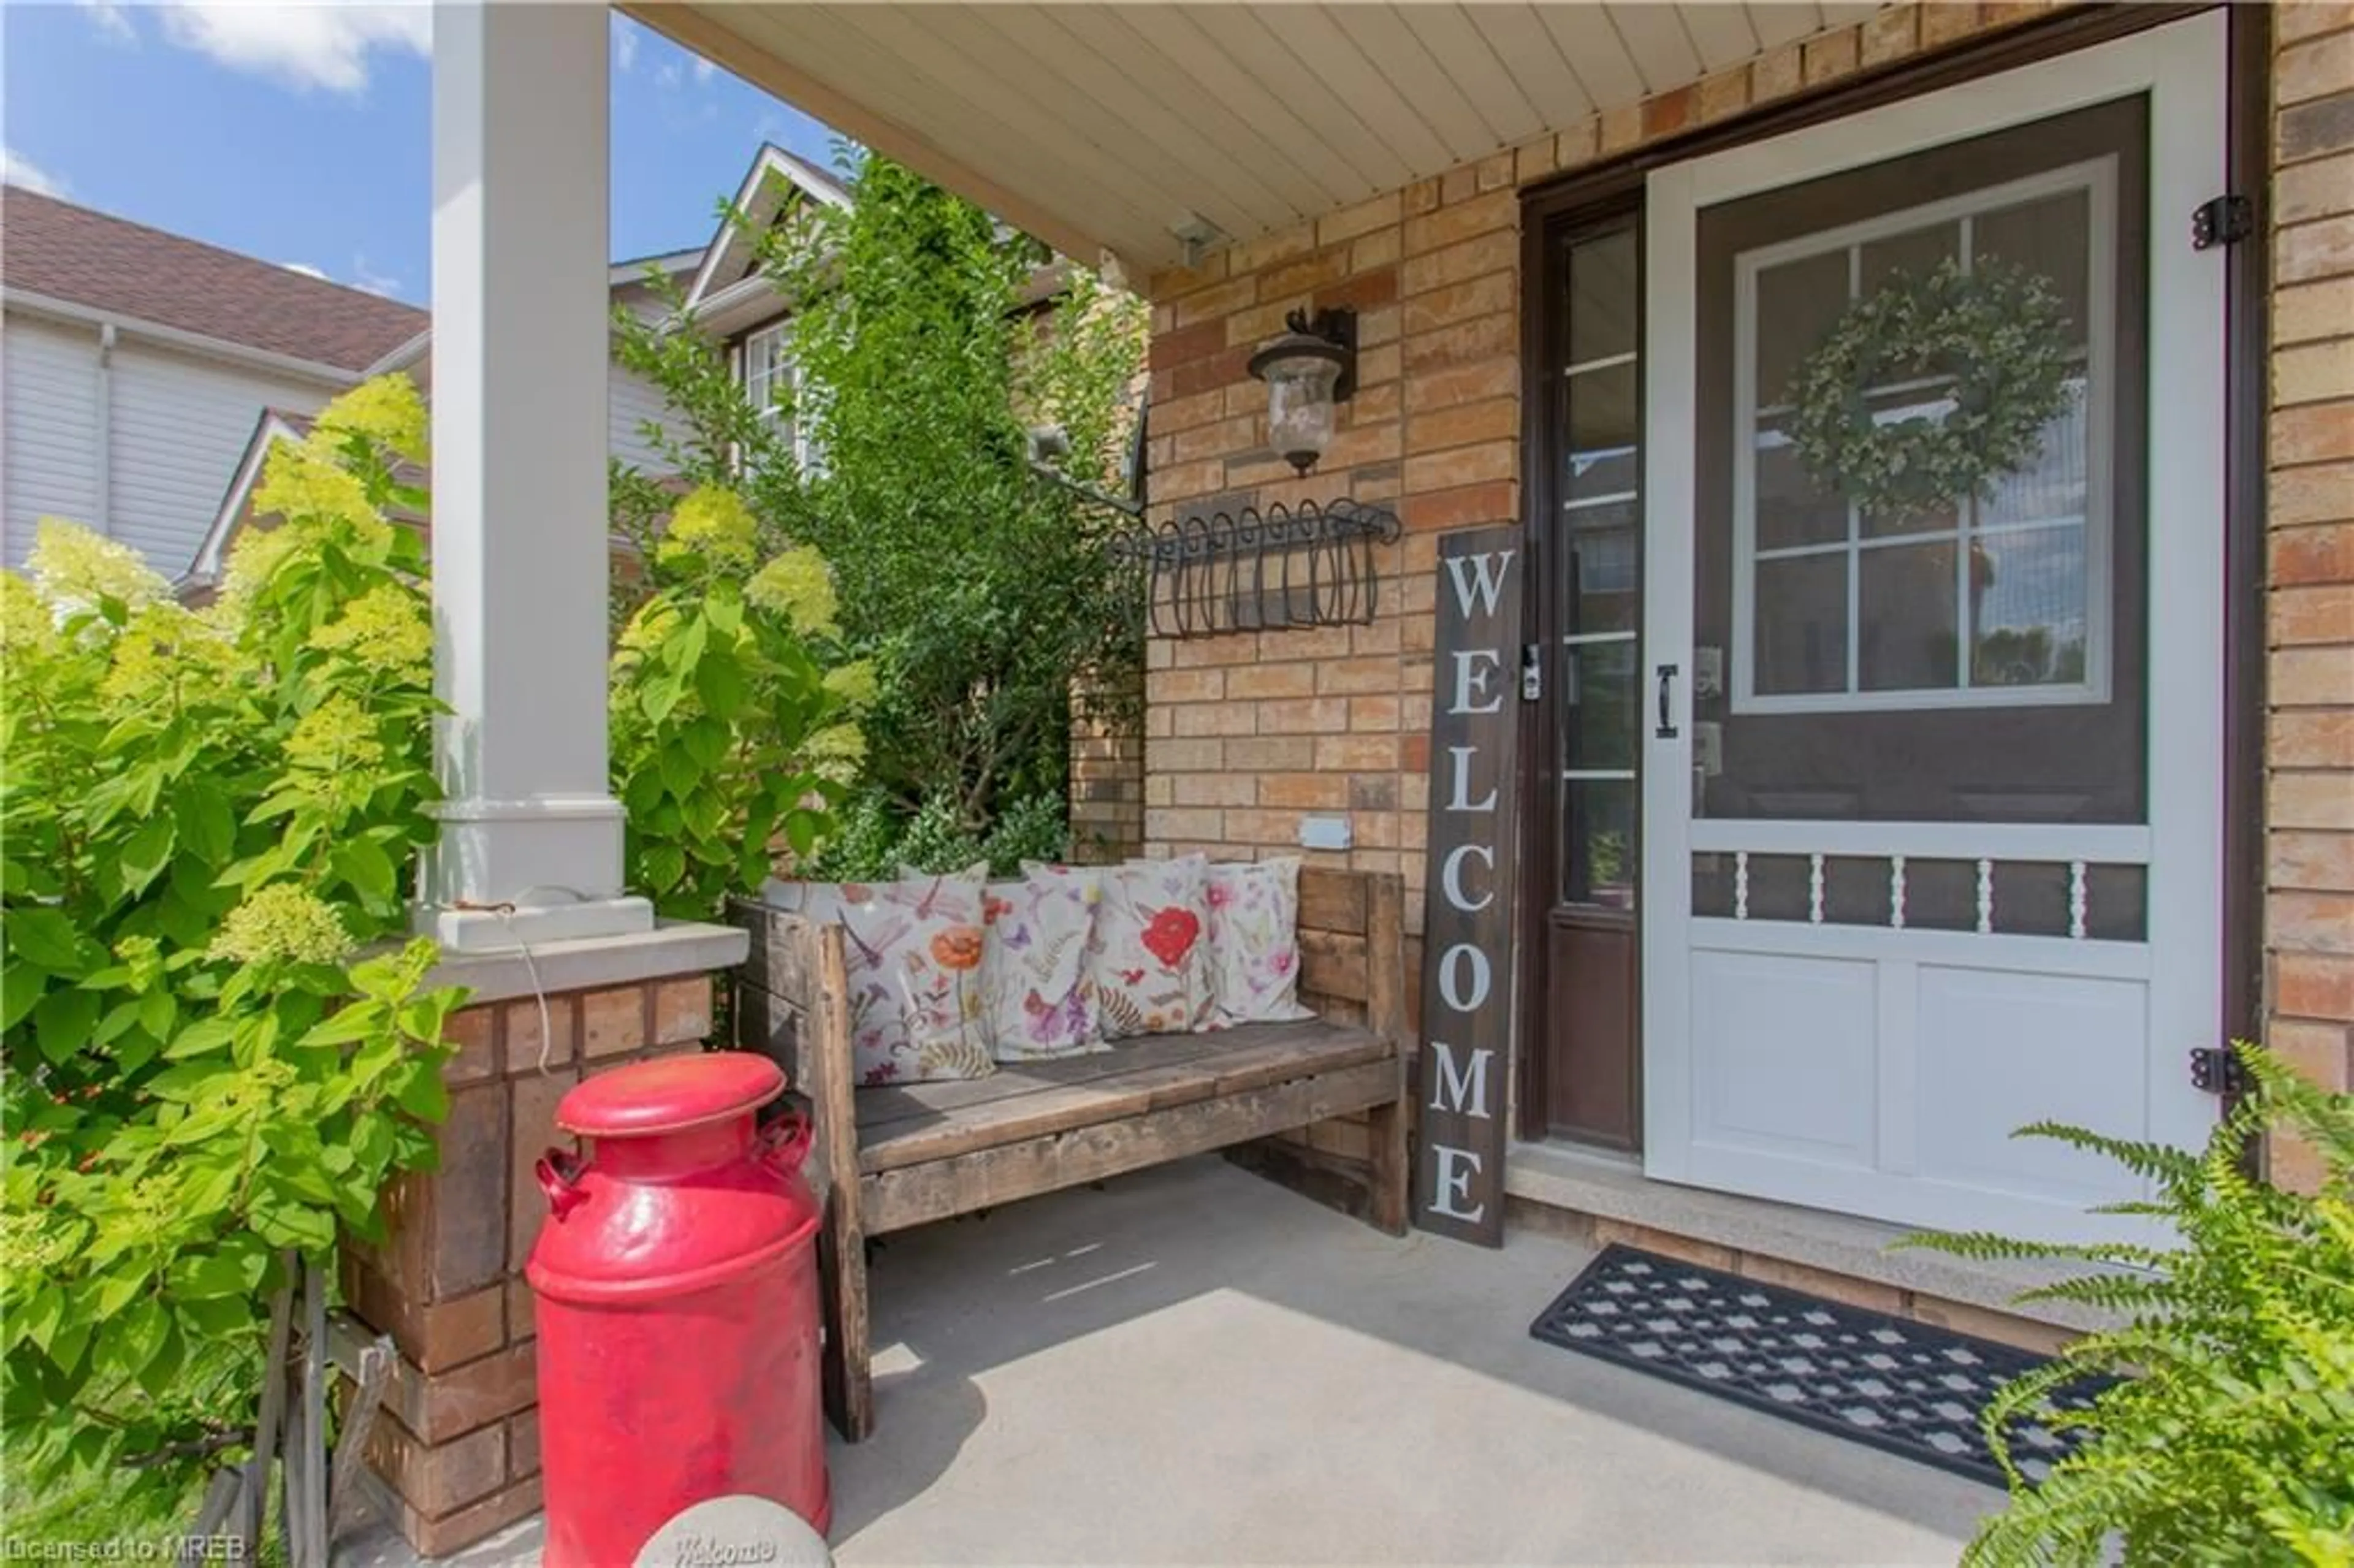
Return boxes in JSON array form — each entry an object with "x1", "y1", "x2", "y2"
[
  {"x1": 1206, "y1": 858, "x2": 1317, "y2": 1026},
  {"x1": 985, "y1": 866, "x2": 1106, "y2": 1062},
  {"x1": 1088, "y1": 854, "x2": 1211, "y2": 1039},
  {"x1": 836, "y1": 867, "x2": 993, "y2": 1086}
]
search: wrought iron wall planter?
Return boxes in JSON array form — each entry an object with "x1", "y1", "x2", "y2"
[{"x1": 1109, "y1": 499, "x2": 1401, "y2": 639}]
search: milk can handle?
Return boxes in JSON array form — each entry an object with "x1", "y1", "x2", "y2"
[
  {"x1": 757, "y1": 1109, "x2": 814, "y2": 1175},
  {"x1": 536, "y1": 1147, "x2": 590, "y2": 1218}
]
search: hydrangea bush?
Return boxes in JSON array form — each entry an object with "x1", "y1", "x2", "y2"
[
  {"x1": 0, "y1": 376, "x2": 465, "y2": 1513},
  {"x1": 609, "y1": 482, "x2": 872, "y2": 919}
]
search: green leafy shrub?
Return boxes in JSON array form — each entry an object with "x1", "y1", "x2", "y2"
[
  {"x1": 798, "y1": 788, "x2": 905, "y2": 885},
  {"x1": 807, "y1": 787, "x2": 1072, "y2": 882},
  {"x1": 608, "y1": 483, "x2": 872, "y2": 920},
  {"x1": 1905, "y1": 1043, "x2": 2354, "y2": 1566},
  {"x1": 980, "y1": 791, "x2": 1073, "y2": 872},
  {"x1": 0, "y1": 377, "x2": 466, "y2": 1510},
  {"x1": 869, "y1": 795, "x2": 984, "y2": 879},
  {"x1": 611, "y1": 152, "x2": 1146, "y2": 858}
]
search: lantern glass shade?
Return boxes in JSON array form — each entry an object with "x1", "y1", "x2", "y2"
[{"x1": 1263, "y1": 351, "x2": 1343, "y2": 473}]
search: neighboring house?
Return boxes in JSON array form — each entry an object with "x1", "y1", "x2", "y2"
[
  {"x1": 684, "y1": 142, "x2": 850, "y2": 476},
  {"x1": 0, "y1": 185, "x2": 425, "y2": 574},
  {"x1": 181, "y1": 143, "x2": 848, "y2": 591}
]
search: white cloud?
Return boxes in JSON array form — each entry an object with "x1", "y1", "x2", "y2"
[
  {"x1": 614, "y1": 15, "x2": 639, "y2": 74},
  {"x1": 76, "y1": 1, "x2": 136, "y2": 43},
  {"x1": 1, "y1": 147, "x2": 72, "y2": 199},
  {"x1": 691, "y1": 56, "x2": 716, "y2": 86},
  {"x1": 149, "y1": 2, "x2": 430, "y2": 96},
  {"x1": 350, "y1": 254, "x2": 402, "y2": 299},
  {"x1": 280, "y1": 261, "x2": 329, "y2": 280}
]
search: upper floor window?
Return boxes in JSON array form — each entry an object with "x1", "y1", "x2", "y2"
[{"x1": 741, "y1": 321, "x2": 821, "y2": 475}]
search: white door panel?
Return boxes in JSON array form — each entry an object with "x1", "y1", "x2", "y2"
[
  {"x1": 1911, "y1": 967, "x2": 2149, "y2": 1205},
  {"x1": 1691, "y1": 950, "x2": 1878, "y2": 1166}
]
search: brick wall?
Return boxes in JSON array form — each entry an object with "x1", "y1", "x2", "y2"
[
  {"x1": 1140, "y1": 2, "x2": 2055, "y2": 994},
  {"x1": 2267, "y1": 0, "x2": 2354, "y2": 1187},
  {"x1": 1070, "y1": 680, "x2": 1145, "y2": 863},
  {"x1": 340, "y1": 972, "x2": 716, "y2": 1553}
]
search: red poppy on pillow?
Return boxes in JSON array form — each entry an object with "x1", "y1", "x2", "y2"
[
  {"x1": 1088, "y1": 856, "x2": 1213, "y2": 1038},
  {"x1": 930, "y1": 926, "x2": 985, "y2": 972},
  {"x1": 1140, "y1": 906, "x2": 1202, "y2": 970}
]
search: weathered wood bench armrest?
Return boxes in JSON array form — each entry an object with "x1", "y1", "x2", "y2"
[{"x1": 728, "y1": 900, "x2": 868, "y2": 1432}]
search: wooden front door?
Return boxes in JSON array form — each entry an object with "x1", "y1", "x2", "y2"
[{"x1": 1639, "y1": 15, "x2": 2227, "y2": 1244}]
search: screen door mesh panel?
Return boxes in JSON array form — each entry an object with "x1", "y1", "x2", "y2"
[{"x1": 1528, "y1": 1244, "x2": 2110, "y2": 1488}]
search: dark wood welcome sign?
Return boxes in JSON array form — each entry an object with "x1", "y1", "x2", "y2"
[{"x1": 1412, "y1": 524, "x2": 1521, "y2": 1247}]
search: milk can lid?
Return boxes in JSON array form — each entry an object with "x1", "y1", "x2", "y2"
[{"x1": 557, "y1": 1051, "x2": 784, "y2": 1137}]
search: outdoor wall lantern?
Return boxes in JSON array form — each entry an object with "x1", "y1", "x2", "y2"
[{"x1": 1248, "y1": 306, "x2": 1357, "y2": 474}]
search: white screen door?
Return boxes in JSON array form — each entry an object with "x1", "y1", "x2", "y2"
[{"x1": 1640, "y1": 15, "x2": 2226, "y2": 1244}]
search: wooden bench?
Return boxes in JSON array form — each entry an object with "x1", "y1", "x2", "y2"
[{"x1": 729, "y1": 867, "x2": 1407, "y2": 1440}]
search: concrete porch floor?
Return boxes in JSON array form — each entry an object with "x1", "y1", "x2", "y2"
[{"x1": 351, "y1": 1156, "x2": 1999, "y2": 1565}]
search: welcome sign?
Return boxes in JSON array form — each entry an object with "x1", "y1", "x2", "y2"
[{"x1": 1412, "y1": 524, "x2": 1521, "y2": 1248}]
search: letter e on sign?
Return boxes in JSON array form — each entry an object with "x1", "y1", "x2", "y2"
[{"x1": 1412, "y1": 525, "x2": 1520, "y2": 1247}]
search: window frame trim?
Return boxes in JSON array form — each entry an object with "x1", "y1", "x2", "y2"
[
  {"x1": 738, "y1": 318, "x2": 815, "y2": 473},
  {"x1": 1727, "y1": 154, "x2": 2120, "y2": 716}
]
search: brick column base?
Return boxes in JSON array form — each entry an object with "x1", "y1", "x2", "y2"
[{"x1": 338, "y1": 927, "x2": 742, "y2": 1554}]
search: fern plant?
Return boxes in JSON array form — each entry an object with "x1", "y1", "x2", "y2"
[{"x1": 1903, "y1": 1043, "x2": 2354, "y2": 1566}]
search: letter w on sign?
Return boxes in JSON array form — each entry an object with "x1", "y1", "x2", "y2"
[{"x1": 1414, "y1": 525, "x2": 1522, "y2": 1247}]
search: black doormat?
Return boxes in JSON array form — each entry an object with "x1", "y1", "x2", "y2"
[{"x1": 1529, "y1": 1244, "x2": 2108, "y2": 1489}]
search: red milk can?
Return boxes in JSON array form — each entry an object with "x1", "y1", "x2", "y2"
[{"x1": 527, "y1": 1052, "x2": 829, "y2": 1563}]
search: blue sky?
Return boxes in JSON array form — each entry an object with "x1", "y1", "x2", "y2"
[{"x1": 0, "y1": 3, "x2": 844, "y2": 304}]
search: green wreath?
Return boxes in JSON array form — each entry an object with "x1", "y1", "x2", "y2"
[{"x1": 1785, "y1": 256, "x2": 2077, "y2": 522}]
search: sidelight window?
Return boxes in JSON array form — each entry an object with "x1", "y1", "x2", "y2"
[{"x1": 1555, "y1": 221, "x2": 1642, "y2": 910}]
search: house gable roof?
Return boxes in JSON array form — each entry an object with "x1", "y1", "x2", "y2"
[
  {"x1": 180, "y1": 409, "x2": 315, "y2": 589},
  {"x1": 684, "y1": 143, "x2": 848, "y2": 310},
  {"x1": 1, "y1": 186, "x2": 427, "y2": 374},
  {"x1": 184, "y1": 406, "x2": 649, "y2": 592}
]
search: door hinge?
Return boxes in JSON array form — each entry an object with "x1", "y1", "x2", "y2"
[
  {"x1": 2190, "y1": 1045, "x2": 2250, "y2": 1097},
  {"x1": 1522, "y1": 642, "x2": 1542, "y2": 702},
  {"x1": 2191, "y1": 195, "x2": 2253, "y2": 251}
]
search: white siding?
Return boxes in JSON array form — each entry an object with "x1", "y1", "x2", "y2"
[
  {"x1": 109, "y1": 341, "x2": 333, "y2": 576},
  {"x1": 5, "y1": 306, "x2": 679, "y2": 579},
  {"x1": 2, "y1": 316, "x2": 102, "y2": 569},
  {"x1": 609, "y1": 363, "x2": 679, "y2": 475}
]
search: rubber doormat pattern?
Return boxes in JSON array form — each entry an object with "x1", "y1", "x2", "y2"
[{"x1": 1529, "y1": 1244, "x2": 2108, "y2": 1488}]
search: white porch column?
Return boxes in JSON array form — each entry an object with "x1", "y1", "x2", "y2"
[{"x1": 422, "y1": 1, "x2": 651, "y2": 949}]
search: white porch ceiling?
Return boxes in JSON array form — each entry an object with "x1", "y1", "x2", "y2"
[{"x1": 625, "y1": 3, "x2": 1881, "y2": 276}]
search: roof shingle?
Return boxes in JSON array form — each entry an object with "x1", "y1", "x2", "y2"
[{"x1": 1, "y1": 186, "x2": 426, "y2": 373}]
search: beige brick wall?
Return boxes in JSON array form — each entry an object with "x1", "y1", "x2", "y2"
[
  {"x1": 2268, "y1": 1, "x2": 2354, "y2": 1189},
  {"x1": 1070, "y1": 683, "x2": 1145, "y2": 864},
  {"x1": 1140, "y1": 2, "x2": 2053, "y2": 989}
]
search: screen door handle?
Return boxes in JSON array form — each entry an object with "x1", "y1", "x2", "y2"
[{"x1": 1655, "y1": 663, "x2": 1680, "y2": 740}]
